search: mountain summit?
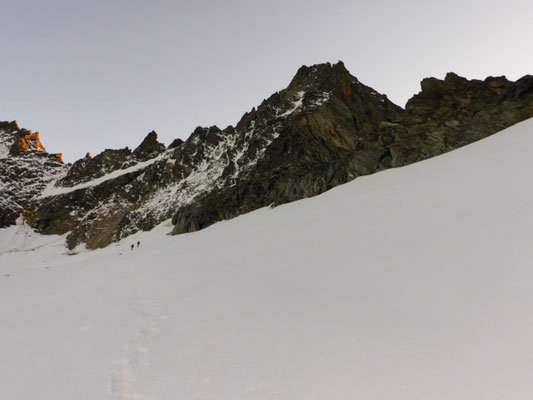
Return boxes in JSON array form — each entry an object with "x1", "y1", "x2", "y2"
[
  {"x1": 0, "y1": 121, "x2": 66, "y2": 227},
  {"x1": 1, "y1": 62, "x2": 532, "y2": 249}
]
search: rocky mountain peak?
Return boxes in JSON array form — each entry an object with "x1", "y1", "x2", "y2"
[
  {"x1": 133, "y1": 130, "x2": 166, "y2": 161},
  {"x1": 11, "y1": 130, "x2": 46, "y2": 154},
  {"x1": 0, "y1": 120, "x2": 46, "y2": 155},
  {"x1": 51, "y1": 153, "x2": 63, "y2": 163},
  {"x1": 0, "y1": 120, "x2": 67, "y2": 227},
  {"x1": 404, "y1": 72, "x2": 515, "y2": 122},
  {"x1": 168, "y1": 138, "x2": 184, "y2": 149},
  {"x1": 287, "y1": 61, "x2": 352, "y2": 93},
  {"x1": 378, "y1": 72, "x2": 533, "y2": 169},
  {"x1": 0, "y1": 120, "x2": 20, "y2": 135},
  {"x1": 2, "y1": 62, "x2": 533, "y2": 249},
  {"x1": 0, "y1": 120, "x2": 63, "y2": 162},
  {"x1": 55, "y1": 130, "x2": 167, "y2": 188}
]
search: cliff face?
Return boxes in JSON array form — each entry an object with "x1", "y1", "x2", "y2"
[
  {"x1": 379, "y1": 73, "x2": 533, "y2": 168},
  {"x1": 171, "y1": 67, "x2": 533, "y2": 235},
  {"x1": 171, "y1": 62, "x2": 404, "y2": 234},
  {"x1": 1, "y1": 62, "x2": 532, "y2": 249},
  {"x1": 0, "y1": 121, "x2": 67, "y2": 228}
]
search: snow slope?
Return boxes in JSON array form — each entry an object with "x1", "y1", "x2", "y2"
[{"x1": 2, "y1": 118, "x2": 533, "y2": 399}]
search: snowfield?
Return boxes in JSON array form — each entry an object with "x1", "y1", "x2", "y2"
[{"x1": 2, "y1": 118, "x2": 533, "y2": 399}]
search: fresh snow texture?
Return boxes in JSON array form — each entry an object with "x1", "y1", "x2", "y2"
[{"x1": 3, "y1": 118, "x2": 533, "y2": 399}]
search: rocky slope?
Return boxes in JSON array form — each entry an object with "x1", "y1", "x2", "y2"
[
  {"x1": 378, "y1": 72, "x2": 533, "y2": 167},
  {"x1": 1, "y1": 62, "x2": 532, "y2": 249},
  {"x1": 170, "y1": 67, "x2": 533, "y2": 235},
  {"x1": 0, "y1": 121, "x2": 67, "y2": 228}
]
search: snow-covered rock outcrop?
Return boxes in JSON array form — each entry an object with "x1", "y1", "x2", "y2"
[{"x1": 0, "y1": 121, "x2": 67, "y2": 228}]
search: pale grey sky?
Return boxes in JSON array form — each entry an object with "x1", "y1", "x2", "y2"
[{"x1": 2, "y1": 0, "x2": 532, "y2": 162}]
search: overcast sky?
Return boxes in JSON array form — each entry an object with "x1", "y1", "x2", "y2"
[{"x1": 2, "y1": 0, "x2": 532, "y2": 162}]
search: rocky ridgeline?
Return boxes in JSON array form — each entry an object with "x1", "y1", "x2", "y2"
[
  {"x1": 377, "y1": 72, "x2": 533, "y2": 167},
  {"x1": 1, "y1": 62, "x2": 532, "y2": 249},
  {"x1": 0, "y1": 121, "x2": 67, "y2": 228},
  {"x1": 170, "y1": 66, "x2": 533, "y2": 235}
]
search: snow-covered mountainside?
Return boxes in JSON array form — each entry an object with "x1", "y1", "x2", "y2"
[
  {"x1": 1, "y1": 62, "x2": 532, "y2": 250},
  {"x1": 2, "y1": 118, "x2": 533, "y2": 399}
]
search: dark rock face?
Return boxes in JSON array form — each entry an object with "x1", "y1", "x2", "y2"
[
  {"x1": 378, "y1": 73, "x2": 533, "y2": 168},
  {"x1": 2, "y1": 62, "x2": 532, "y2": 249},
  {"x1": 168, "y1": 138, "x2": 184, "y2": 149},
  {"x1": 171, "y1": 62, "x2": 404, "y2": 233},
  {"x1": 133, "y1": 130, "x2": 166, "y2": 161},
  {"x1": 57, "y1": 148, "x2": 133, "y2": 187},
  {"x1": 170, "y1": 69, "x2": 533, "y2": 235},
  {"x1": 6, "y1": 123, "x2": 46, "y2": 155},
  {"x1": 57, "y1": 131, "x2": 166, "y2": 188},
  {"x1": 0, "y1": 121, "x2": 67, "y2": 228}
]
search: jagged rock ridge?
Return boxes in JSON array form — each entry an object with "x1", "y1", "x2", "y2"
[
  {"x1": 0, "y1": 121, "x2": 67, "y2": 228},
  {"x1": 170, "y1": 67, "x2": 533, "y2": 235},
  {"x1": 1, "y1": 62, "x2": 532, "y2": 249}
]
